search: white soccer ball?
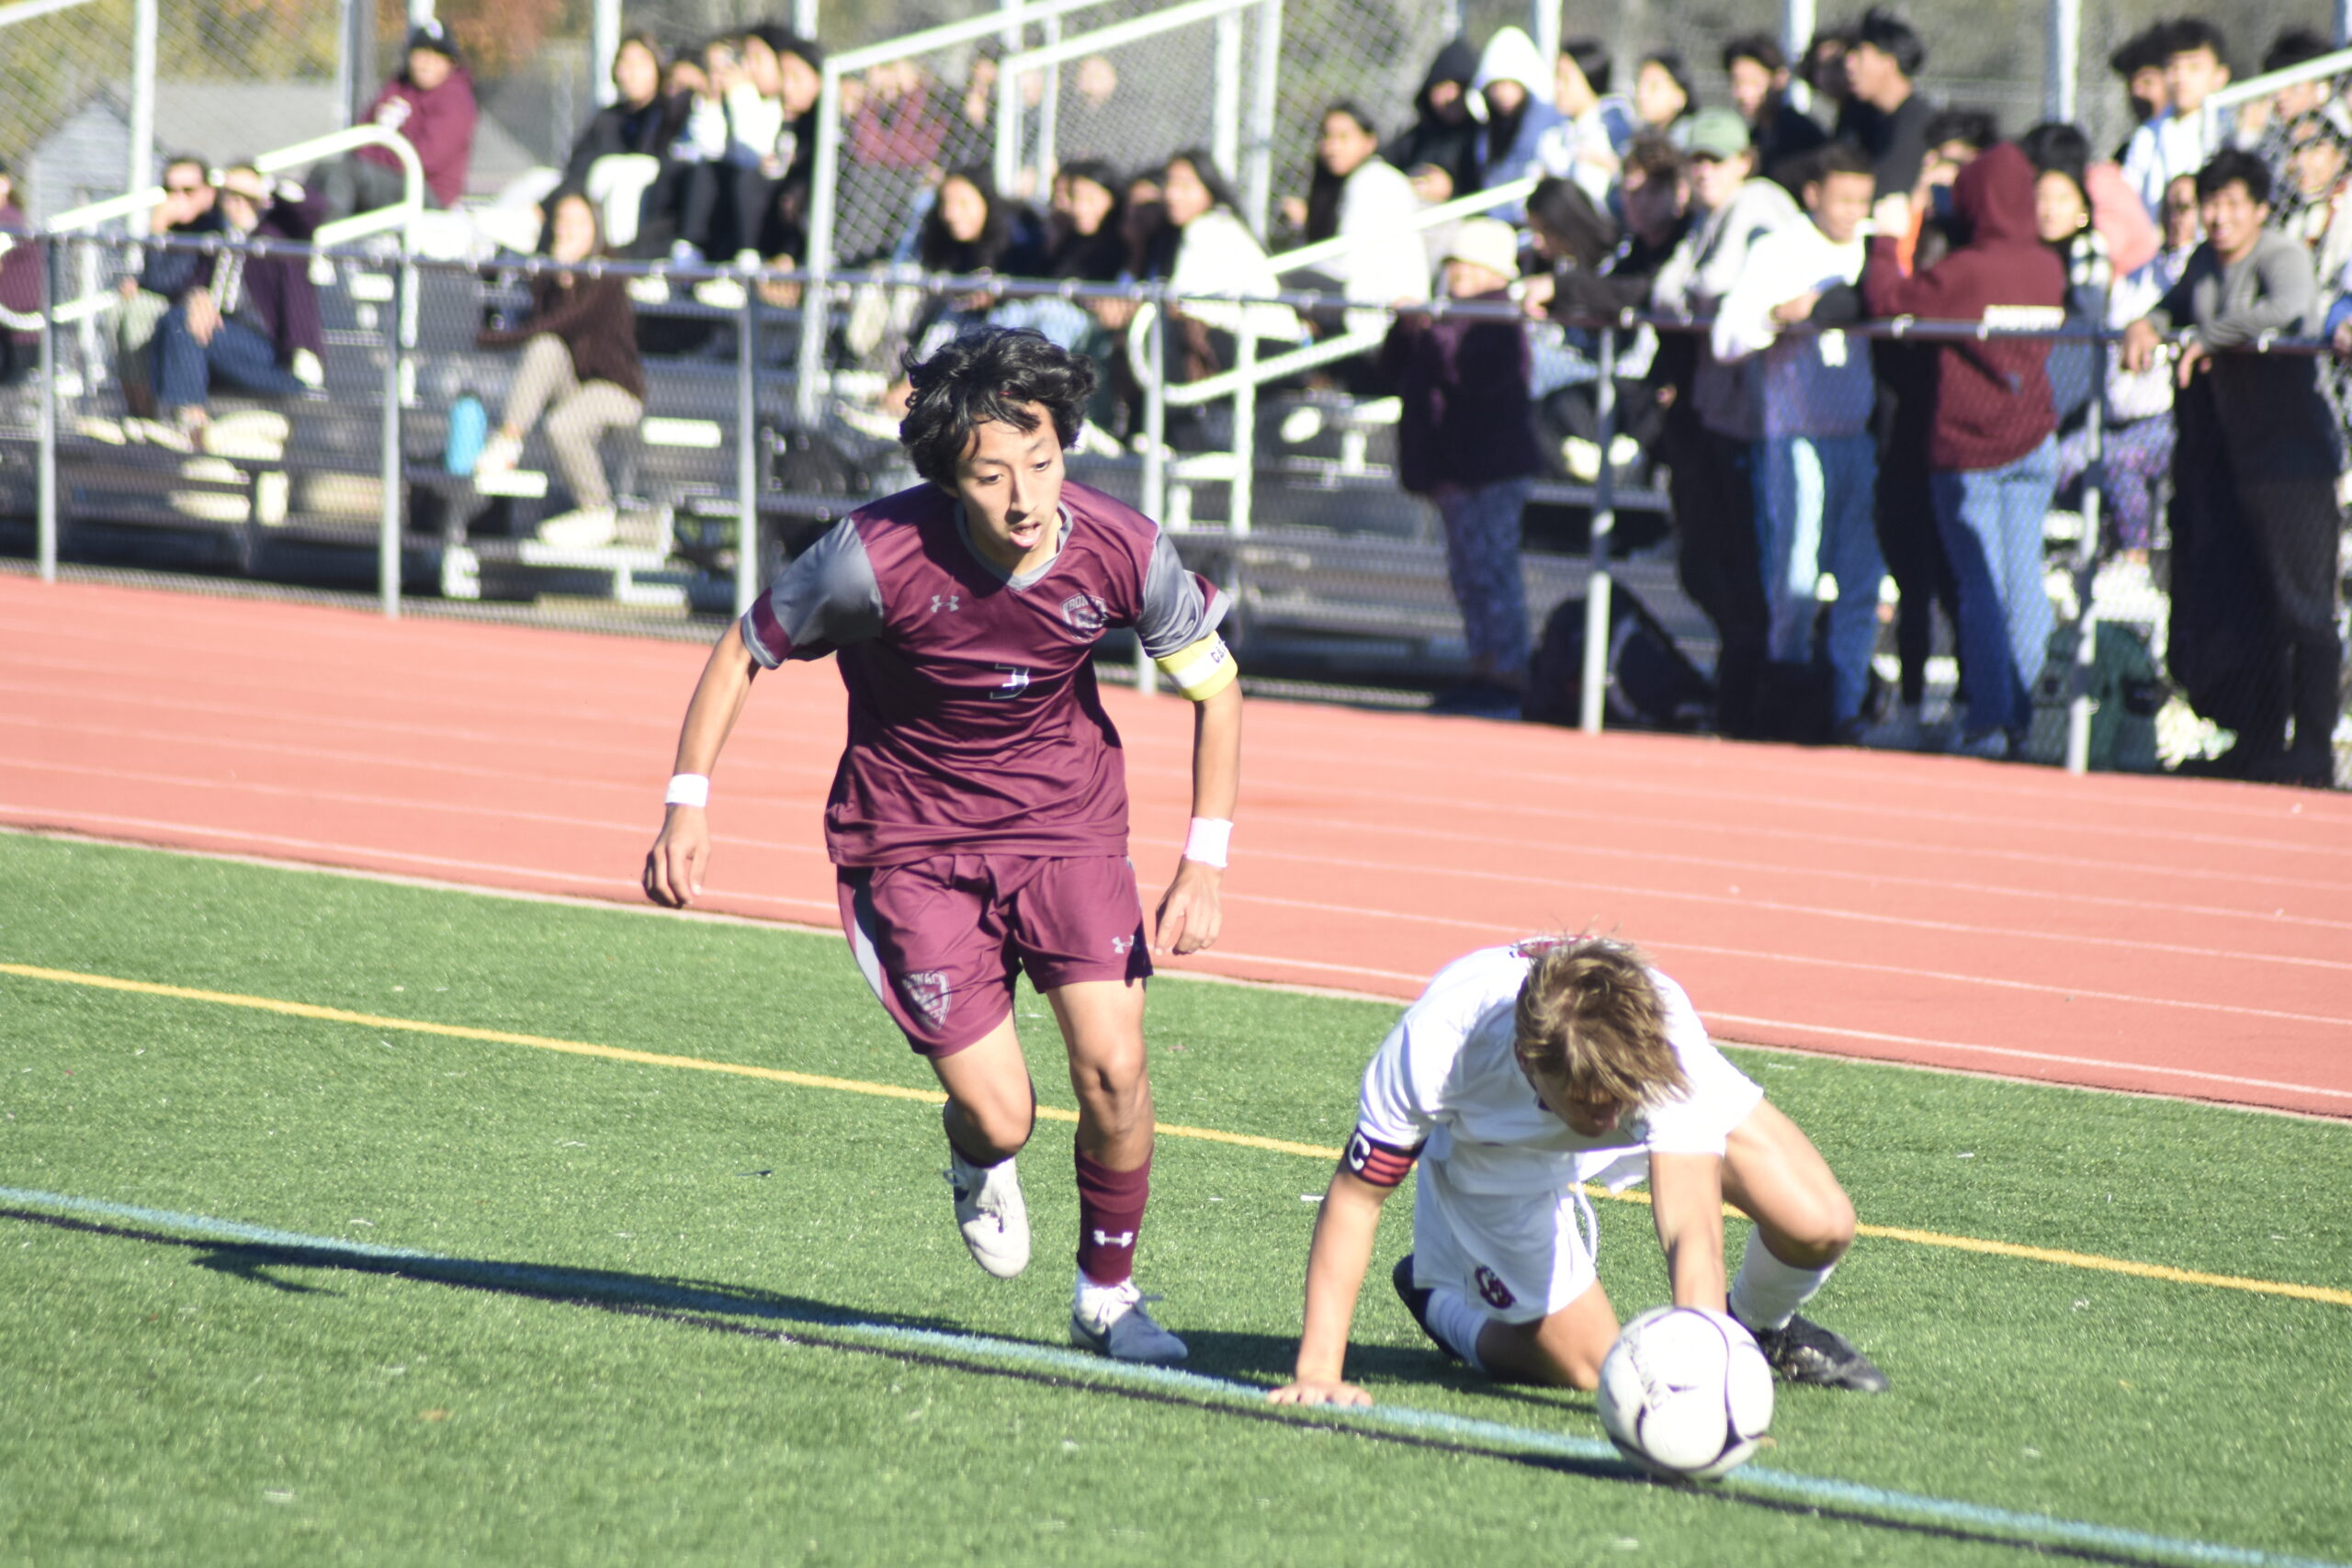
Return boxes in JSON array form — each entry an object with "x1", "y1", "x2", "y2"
[{"x1": 1596, "y1": 1305, "x2": 1775, "y2": 1481}]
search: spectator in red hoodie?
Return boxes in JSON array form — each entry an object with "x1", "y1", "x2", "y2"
[
  {"x1": 1862, "y1": 142, "x2": 2068, "y2": 758},
  {"x1": 317, "y1": 21, "x2": 478, "y2": 219}
]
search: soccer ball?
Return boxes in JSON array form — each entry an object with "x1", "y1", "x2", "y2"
[{"x1": 1596, "y1": 1306, "x2": 1775, "y2": 1481}]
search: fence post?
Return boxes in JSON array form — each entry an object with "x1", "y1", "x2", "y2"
[
  {"x1": 36, "y1": 235, "x2": 57, "y2": 582},
  {"x1": 797, "y1": 65, "x2": 842, "y2": 427},
  {"x1": 1136, "y1": 292, "x2": 1168, "y2": 696},
  {"x1": 1577, "y1": 322, "x2": 1619, "y2": 735},
  {"x1": 1230, "y1": 325, "x2": 1258, "y2": 539},
  {"x1": 378, "y1": 258, "x2": 403, "y2": 619},
  {"x1": 1212, "y1": 10, "x2": 1242, "y2": 189},
  {"x1": 1242, "y1": 0, "x2": 1283, "y2": 239},
  {"x1": 128, "y1": 0, "x2": 157, "y2": 235},
  {"x1": 1037, "y1": 11, "x2": 1061, "y2": 194},
  {"x1": 2063, "y1": 341, "x2": 2106, "y2": 775},
  {"x1": 737, "y1": 267, "x2": 762, "y2": 618}
]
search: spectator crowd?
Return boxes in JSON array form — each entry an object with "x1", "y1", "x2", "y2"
[{"x1": 80, "y1": 8, "x2": 2352, "y2": 785}]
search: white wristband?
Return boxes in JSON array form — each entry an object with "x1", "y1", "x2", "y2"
[
  {"x1": 664, "y1": 773, "x2": 710, "y2": 808},
  {"x1": 1182, "y1": 817, "x2": 1232, "y2": 868}
]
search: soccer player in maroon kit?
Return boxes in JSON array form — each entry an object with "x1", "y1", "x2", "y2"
[{"x1": 642, "y1": 329, "x2": 1240, "y2": 1362}]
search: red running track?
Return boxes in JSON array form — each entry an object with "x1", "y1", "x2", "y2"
[{"x1": 5, "y1": 573, "x2": 2349, "y2": 1118}]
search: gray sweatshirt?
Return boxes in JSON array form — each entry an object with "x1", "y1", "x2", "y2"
[{"x1": 2144, "y1": 229, "x2": 2337, "y2": 480}]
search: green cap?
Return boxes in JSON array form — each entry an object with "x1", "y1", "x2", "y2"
[{"x1": 1684, "y1": 107, "x2": 1752, "y2": 162}]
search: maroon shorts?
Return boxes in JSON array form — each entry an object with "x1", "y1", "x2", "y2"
[{"x1": 837, "y1": 853, "x2": 1153, "y2": 1056}]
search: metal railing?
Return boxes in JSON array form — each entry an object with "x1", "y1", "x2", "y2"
[{"x1": 13, "y1": 230, "x2": 2338, "y2": 778}]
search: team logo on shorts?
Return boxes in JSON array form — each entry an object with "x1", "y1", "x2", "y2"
[
  {"x1": 1059, "y1": 592, "x2": 1110, "y2": 635},
  {"x1": 1474, "y1": 1266, "x2": 1516, "y2": 1310},
  {"x1": 899, "y1": 970, "x2": 952, "y2": 1029}
]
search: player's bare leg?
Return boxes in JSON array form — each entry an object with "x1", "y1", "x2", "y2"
[
  {"x1": 1719, "y1": 1100, "x2": 1886, "y2": 1391},
  {"x1": 1475, "y1": 1279, "x2": 1620, "y2": 1389},
  {"x1": 1048, "y1": 978, "x2": 1186, "y2": 1362},
  {"x1": 928, "y1": 1018, "x2": 1038, "y2": 1279}
]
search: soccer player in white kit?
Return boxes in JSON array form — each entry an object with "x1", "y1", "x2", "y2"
[{"x1": 1272, "y1": 936, "x2": 1886, "y2": 1404}]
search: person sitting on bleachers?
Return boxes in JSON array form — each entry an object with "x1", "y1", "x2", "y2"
[
  {"x1": 152, "y1": 165, "x2": 325, "y2": 442},
  {"x1": 474, "y1": 191, "x2": 644, "y2": 551},
  {"x1": 112, "y1": 155, "x2": 220, "y2": 417},
  {"x1": 0, "y1": 160, "x2": 37, "y2": 387},
  {"x1": 316, "y1": 20, "x2": 477, "y2": 219},
  {"x1": 560, "y1": 31, "x2": 686, "y2": 253},
  {"x1": 1283, "y1": 102, "x2": 1430, "y2": 363},
  {"x1": 1383, "y1": 38, "x2": 1483, "y2": 206}
]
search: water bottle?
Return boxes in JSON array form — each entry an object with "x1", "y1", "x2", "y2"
[{"x1": 445, "y1": 391, "x2": 487, "y2": 476}]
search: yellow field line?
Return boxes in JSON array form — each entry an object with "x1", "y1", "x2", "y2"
[{"x1": 7, "y1": 961, "x2": 2345, "y2": 1307}]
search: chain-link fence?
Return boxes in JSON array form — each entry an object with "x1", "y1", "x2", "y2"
[
  {"x1": 6, "y1": 220, "x2": 2346, "y2": 784},
  {"x1": 0, "y1": 0, "x2": 347, "y2": 227}
]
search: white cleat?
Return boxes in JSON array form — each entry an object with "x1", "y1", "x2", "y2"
[
  {"x1": 1069, "y1": 1279, "x2": 1188, "y2": 1363},
  {"x1": 944, "y1": 1141, "x2": 1030, "y2": 1280}
]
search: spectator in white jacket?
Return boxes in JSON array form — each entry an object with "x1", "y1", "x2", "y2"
[
  {"x1": 1285, "y1": 103, "x2": 1430, "y2": 327},
  {"x1": 2120, "y1": 21, "x2": 2232, "y2": 220},
  {"x1": 1713, "y1": 142, "x2": 1886, "y2": 734},
  {"x1": 1162, "y1": 149, "x2": 1303, "y2": 387}
]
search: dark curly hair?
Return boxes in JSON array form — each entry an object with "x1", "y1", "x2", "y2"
[{"x1": 899, "y1": 327, "x2": 1098, "y2": 487}]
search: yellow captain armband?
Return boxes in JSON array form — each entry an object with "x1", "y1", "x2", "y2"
[{"x1": 1154, "y1": 631, "x2": 1239, "y2": 701}]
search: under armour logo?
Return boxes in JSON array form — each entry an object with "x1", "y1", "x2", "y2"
[
  {"x1": 989, "y1": 666, "x2": 1032, "y2": 700},
  {"x1": 930, "y1": 592, "x2": 961, "y2": 615},
  {"x1": 1091, "y1": 1229, "x2": 1135, "y2": 1247},
  {"x1": 1110, "y1": 935, "x2": 1134, "y2": 955}
]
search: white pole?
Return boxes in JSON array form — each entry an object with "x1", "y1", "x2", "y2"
[
  {"x1": 2044, "y1": 0, "x2": 2079, "y2": 125},
  {"x1": 2339, "y1": 0, "x2": 2351, "y2": 49},
  {"x1": 794, "y1": 0, "x2": 819, "y2": 41},
  {"x1": 126, "y1": 0, "x2": 155, "y2": 236},
  {"x1": 994, "y1": 0, "x2": 1023, "y2": 199},
  {"x1": 1242, "y1": 0, "x2": 1280, "y2": 237},
  {"x1": 1213, "y1": 9, "x2": 1242, "y2": 183},
  {"x1": 1781, "y1": 0, "x2": 1815, "y2": 68},
  {"x1": 591, "y1": 0, "x2": 620, "y2": 107},
  {"x1": 1531, "y1": 0, "x2": 1561, "y2": 70},
  {"x1": 797, "y1": 64, "x2": 841, "y2": 426},
  {"x1": 1037, "y1": 12, "x2": 1060, "y2": 195},
  {"x1": 407, "y1": 0, "x2": 433, "y2": 28}
]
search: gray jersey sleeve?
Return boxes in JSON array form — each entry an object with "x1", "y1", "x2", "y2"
[
  {"x1": 1134, "y1": 530, "x2": 1230, "y2": 660},
  {"x1": 740, "y1": 517, "x2": 887, "y2": 667}
]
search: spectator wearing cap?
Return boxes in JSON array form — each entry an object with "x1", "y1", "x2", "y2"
[
  {"x1": 1863, "y1": 143, "x2": 2069, "y2": 759},
  {"x1": 1652, "y1": 107, "x2": 1804, "y2": 735},
  {"x1": 1723, "y1": 33, "x2": 1828, "y2": 194},
  {"x1": 1382, "y1": 217, "x2": 1542, "y2": 715},
  {"x1": 1839, "y1": 8, "x2": 1935, "y2": 198},
  {"x1": 2127, "y1": 152, "x2": 2343, "y2": 788},
  {"x1": 1472, "y1": 27, "x2": 1566, "y2": 207},
  {"x1": 2121, "y1": 21, "x2": 2231, "y2": 220},
  {"x1": 319, "y1": 21, "x2": 477, "y2": 217},
  {"x1": 152, "y1": 165, "x2": 326, "y2": 436}
]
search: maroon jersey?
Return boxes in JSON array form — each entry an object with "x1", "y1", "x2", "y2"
[{"x1": 741, "y1": 479, "x2": 1227, "y2": 866}]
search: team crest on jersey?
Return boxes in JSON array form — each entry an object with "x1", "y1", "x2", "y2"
[
  {"x1": 899, "y1": 970, "x2": 952, "y2": 1028},
  {"x1": 1059, "y1": 592, "x2": 1110, "y2": 635},
  {"x1": 1474, "y1": 1266, "x2": 1516, "y2": 1310}
]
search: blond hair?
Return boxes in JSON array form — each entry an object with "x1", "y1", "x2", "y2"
[{"x1": 1512, "y1": 936, "x2": 1689, "y2": 1109}]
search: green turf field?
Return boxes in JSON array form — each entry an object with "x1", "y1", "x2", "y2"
[{"x1": 3, "y1": 830, "x2": 2348, "y2": 1567}]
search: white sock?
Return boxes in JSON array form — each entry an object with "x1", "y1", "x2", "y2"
[
  {"x1": 1075, "y1": 1270, "x2": 1136, "y2": 1325},
  {"x1": 1728, "y1": 1227, "x2": 1835, "y2": 1332},
  {"x1": 1423, "y1": 1286, "x2": 1489, "y2": 1372}
]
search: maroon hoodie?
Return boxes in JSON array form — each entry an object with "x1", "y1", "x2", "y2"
[
  {"x1": 356, "y1": 67, "x2": 479, "y2": 207},
  {"x1": 1861, "y1": 142, "x2": 2068, "y2": 472}
]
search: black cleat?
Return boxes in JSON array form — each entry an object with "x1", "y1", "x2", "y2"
[
  {"x1": 1742, "y1": 1313, "x2": 1889, "y2": 1393},
  {"x1": 1391, "y1": 1254, "x2": 1461, "y2": 1362}
]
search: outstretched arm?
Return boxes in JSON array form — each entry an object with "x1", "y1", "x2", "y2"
[
  {"x1": 1650, "y1": 1151, "x2": 1730, "y2": 1311},
  {"x1": 1270, "y1": 1168, "x2": 1394, "y2": 1405},
  {"x1": 642, "y1": 620, "x2": 761, "y2": 908},
  {"x1": 1152, "y1": 675, "x2": 1240, "y2": 955}
]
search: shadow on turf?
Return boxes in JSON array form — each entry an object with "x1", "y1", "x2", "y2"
[{"x1": 3, "y1": 1204, "x2": 2197, "y2": 1568}]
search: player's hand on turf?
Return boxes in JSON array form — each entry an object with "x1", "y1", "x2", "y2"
[
  {"x1": 1153, "y1": 859, "x2": 1223, "y2": 956},
  {"x1": 643, "y1": 807, "x2": 709, "y2": 908},
  {"x1": 1268, "y1": 1379, "x2": 1372, "y2": 1407}
]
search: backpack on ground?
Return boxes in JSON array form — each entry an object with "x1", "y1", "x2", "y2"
[{"x1": 1524, "y1": 587, "x2": 1714, "y2": 730}]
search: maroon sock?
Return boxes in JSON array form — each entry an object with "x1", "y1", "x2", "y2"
[{"x1": 1074, "y1": 1148, "x2": 1151, "y2": 1286}]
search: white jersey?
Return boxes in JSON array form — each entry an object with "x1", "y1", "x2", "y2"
[{"x1": 1353, "y1": 943, "x2": 1762, "y2": 1199}]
